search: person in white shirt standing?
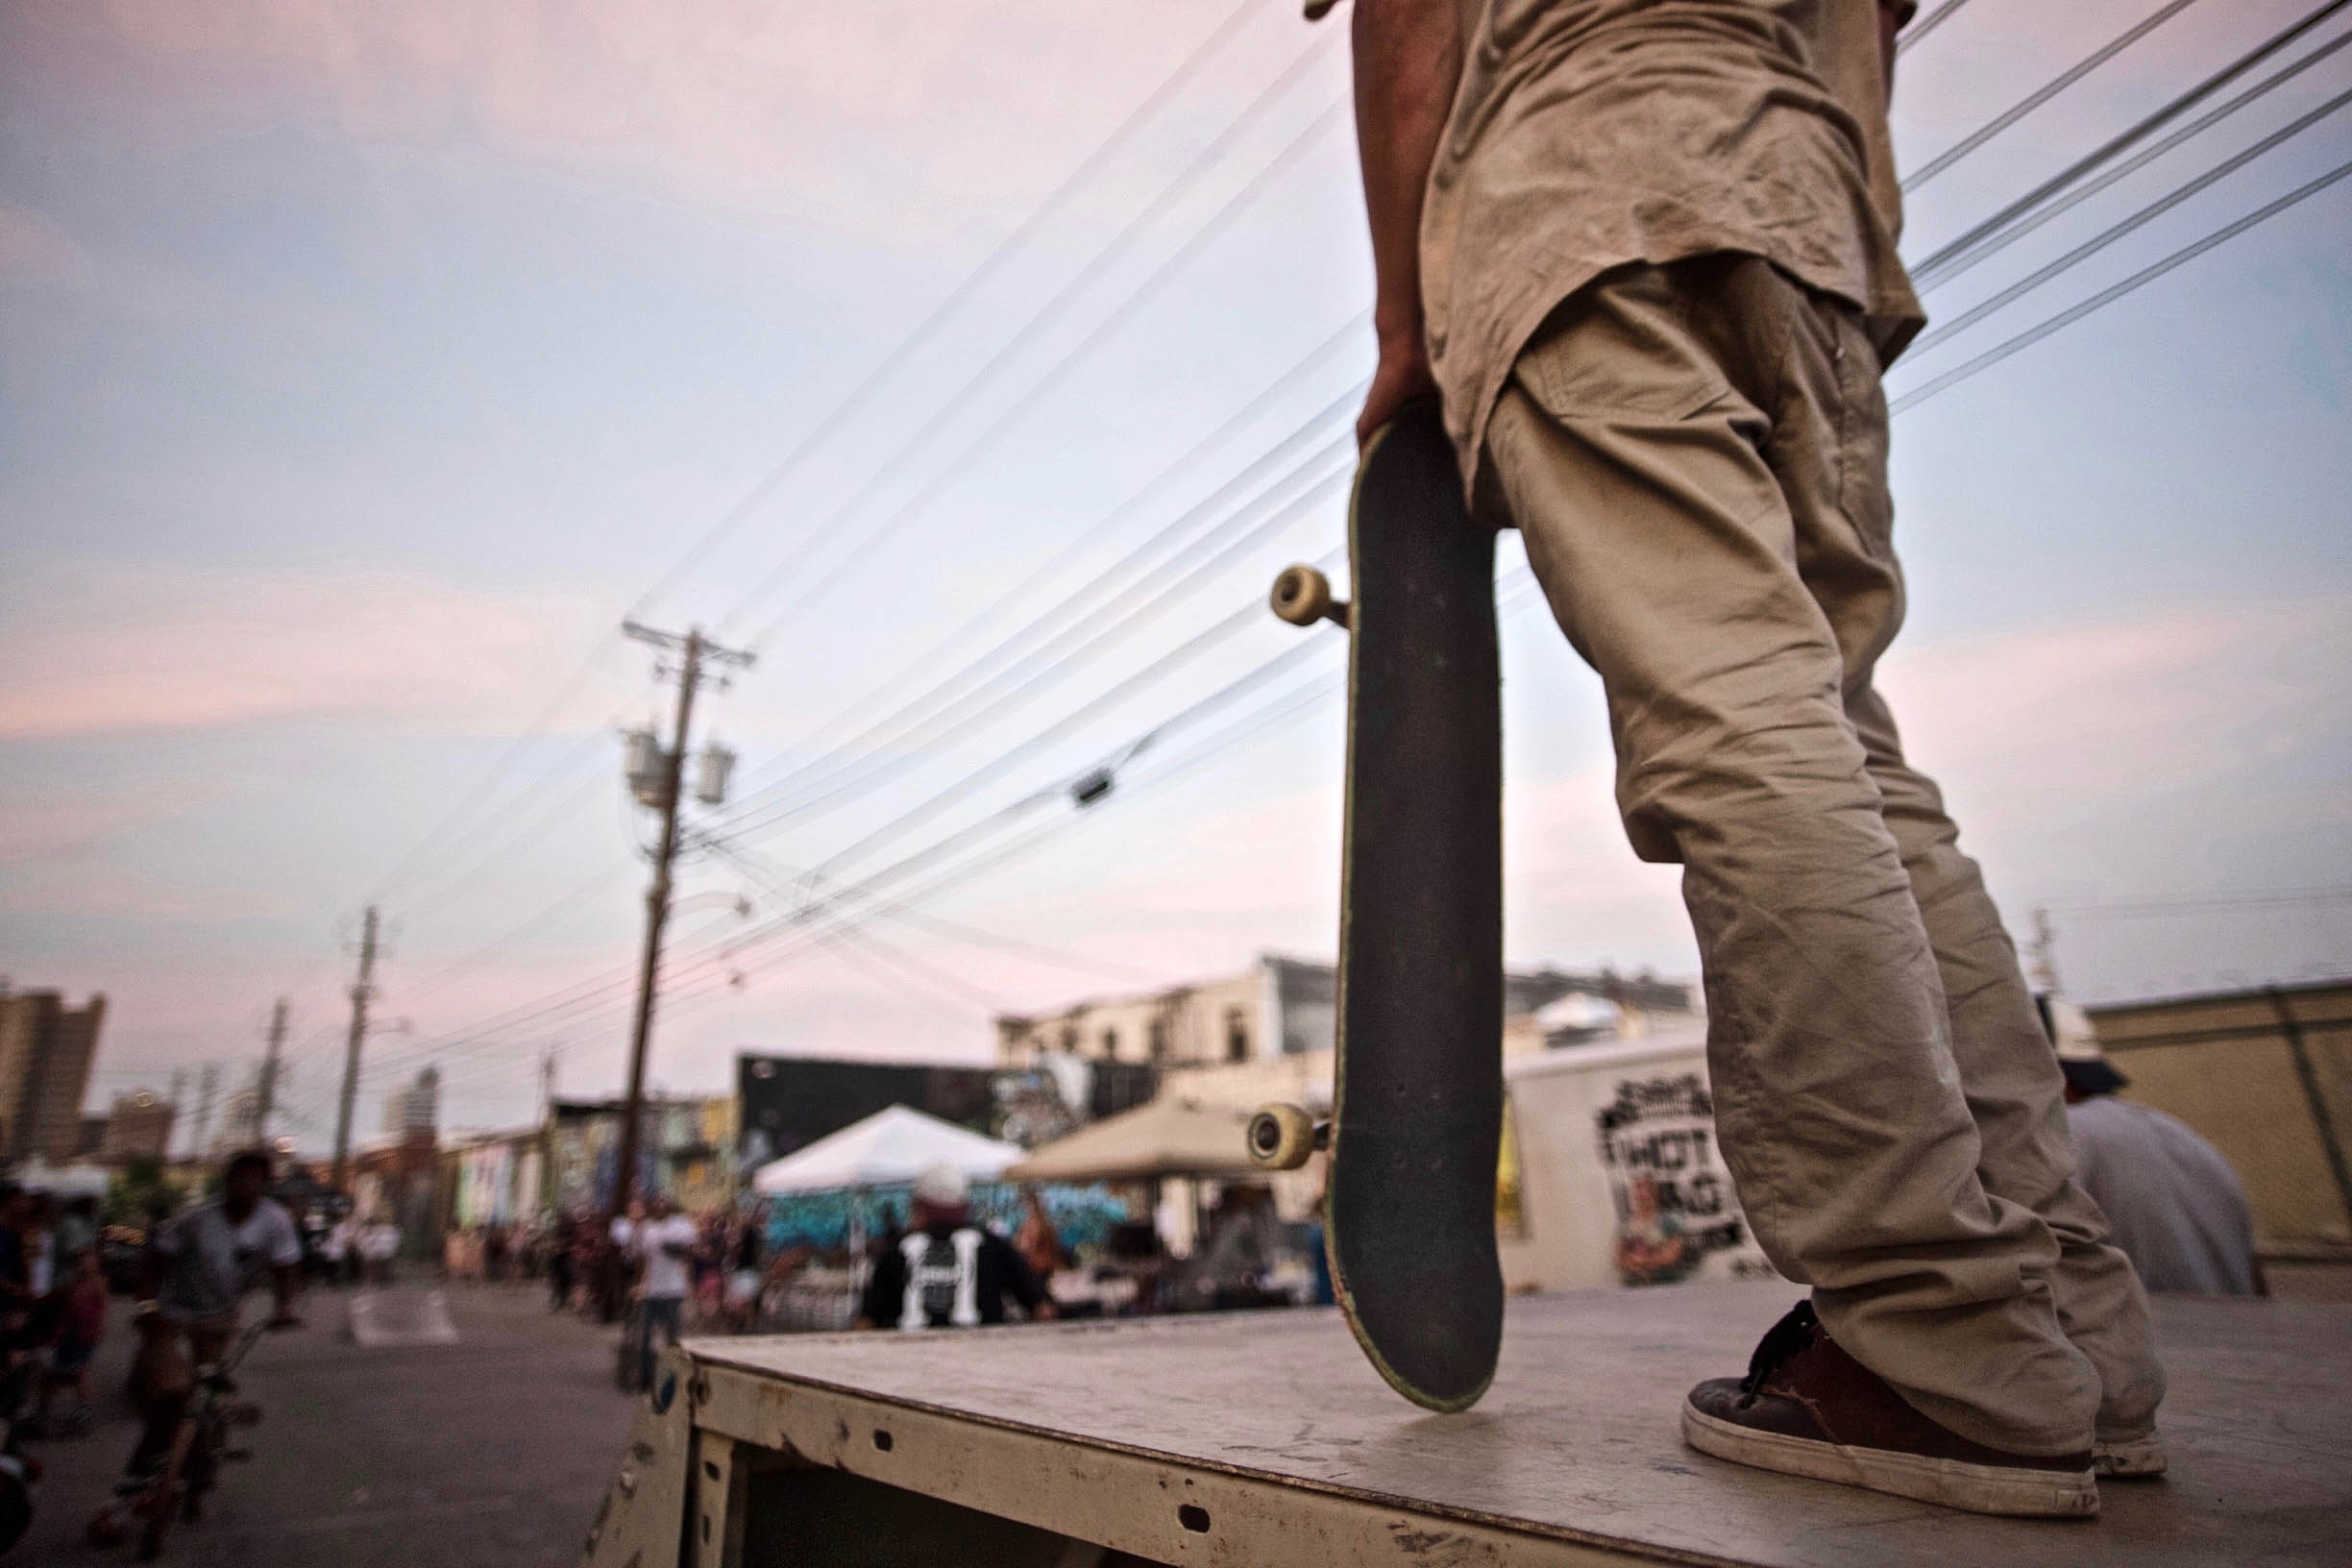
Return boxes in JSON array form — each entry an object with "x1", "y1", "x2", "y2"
[
  {"x1": 118, "y1": 1150, "x2": 303, "y2": 1490},
  {"x1": 630, "y1": 1196, "x2": 698, "y2": 1390}
]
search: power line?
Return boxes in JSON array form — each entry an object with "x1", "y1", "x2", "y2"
[
  {"x1": 1891, "y1": 152, "x2": 2352, "y2": 411},
  {"x1": 706, "y1": 314, "x2": 1364, "y2": 820},
  {"x1": 2042, "y1": 885, "x2": 2352, "y2": 917},
  {"x1": 708, "y1": 448, "x2": 1357, "y2": 848},
  {"x1": 623, "y1": 0, "x2": 1267, "y2": 623},
  {"x1": 725, "y1": 86, "x2": 1352, "y2": 648},
  {"x1": 1905, "y1": 0, "x2": 2211, "y2": 191},
  {"x1": 1899, "y1": 0, "x2": 1980, "y2": 56},
  {"x1": 1907, "y1": 81, "x2": 2352, "y2": 355},
  {"x1": 710, "y1": 838, "x2": 1160, "y2": 984},
  {"x1": 798, "y1": 537, "x2": 1349, "y2": 879},
  {"x1": 1911, "y1": 0, "x2": 2352, "y2": 286}
]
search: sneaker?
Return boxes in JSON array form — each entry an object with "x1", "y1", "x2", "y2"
[
  {"x1": 2093, "y1": 1427, "x2": 2167, "y2": 1478},
  {"x1": 1682, "y1": 1301, "x2": 2098, "y2": 1518}
]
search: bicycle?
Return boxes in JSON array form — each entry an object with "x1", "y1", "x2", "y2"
[{"x1": 86, "y1": 1318, "x2": 270, "y2": 1560}]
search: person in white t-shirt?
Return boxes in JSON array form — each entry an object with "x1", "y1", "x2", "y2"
[{"x1": 629, "y1": 1196, "x2": 698, "y2": 1389}]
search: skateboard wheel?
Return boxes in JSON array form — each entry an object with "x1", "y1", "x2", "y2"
[
  {"x1": 1248, "y1": 1102, "x2": 1318, "y2": 1170},
  {"x1": 1269, "y1": 565, "x2": 1333, "y2": 627}
]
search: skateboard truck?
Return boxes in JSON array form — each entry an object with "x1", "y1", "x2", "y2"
[
  {"x1": 1269, "y1": 565, "x2": 1350, "y2": 630},
  {"x1": 1247, "y1": 1102, "x2": 1330, "y2": 1171}
]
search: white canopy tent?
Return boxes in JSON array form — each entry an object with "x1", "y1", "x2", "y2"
[{"x1": 749, "y1": 1104, "x2": 1022, "y2": 1196}]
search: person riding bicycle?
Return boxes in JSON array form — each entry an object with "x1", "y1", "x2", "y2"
[{"x1": 115, "y1": 1150, "x2": 304, "y2": 1495}]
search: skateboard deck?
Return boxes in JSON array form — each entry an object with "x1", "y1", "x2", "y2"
[{"x1": 1256, "y1": 398, "x2": 1504, "y2": 1412}]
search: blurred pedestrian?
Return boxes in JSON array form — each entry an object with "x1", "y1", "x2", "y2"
[
  {"x1": 1014, "y1": 1187, "x2": 1070, "y2": 1282},
  {"x1": 37, "y1": 1245, "x2": 106, "y2": 1436},
  {"x1": 361, "y1": 1216, "x2": 401, "y2": 1286},
  {"x1": 548, "y1": 1217, "x2": 578, "y2": 1312},
  {"x1": 855, "y1": 1165, "x2": 1054, "y2": 1331},
  {"x1": 722, "y1": 1220, "x2": 764, "y2": 1333},
  {"x1": 55, "y1": 1195, "x2": 99, "y2": 1266},
  {"x1": 630, "y1": 1197, "x2": 697, "y2": 1388},
  {"x1": 321, "y1": 1213, "x2": 355, "y2": 1287},
  {"x1": 2047, "y1": 999, "x2": 2258, "y2": 1296},
  {"x1": 0, "y1": 1186, "x2": 37, "y2": 1337}
]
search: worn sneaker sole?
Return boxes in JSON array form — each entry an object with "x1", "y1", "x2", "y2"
[
  {"x1": 1683, "y1": 1401, "x2": 2099, "y2": 1518},
  {"x1": 2094, "y1": 1432, "x2": 2167, "y2": 1478}
]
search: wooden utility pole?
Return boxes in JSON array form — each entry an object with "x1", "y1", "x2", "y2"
[
  {"x1": 166, "y1": 1068, "x2": 187, "y2": 1159},
  {"x1": 256, "y1": 997, "x2": 287, "y2": 1149},
  {"x1": 331, "y1": 907, "x2": 380, "y2": 1191},
  {"x1": 609, "y1": 623, "x2": 751, "y2": 1220}
]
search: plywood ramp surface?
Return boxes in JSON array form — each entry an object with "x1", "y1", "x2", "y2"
[{"x1": 693, "y1": 1281, "x2": 2348, "y2": 1567}]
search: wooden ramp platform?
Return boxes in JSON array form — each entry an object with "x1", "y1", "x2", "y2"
[{"x1": 614, "y1": 1282, "x2": 2347, "y2": 1567}]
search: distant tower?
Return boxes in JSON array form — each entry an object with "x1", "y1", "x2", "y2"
[{"x1": 0, "y1": 990, "x2": 107, "y2": 1164}]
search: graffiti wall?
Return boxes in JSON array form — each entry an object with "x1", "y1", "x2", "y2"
[{"x1": 1501, "y1": 1032, "x2": 1777, "y2": 1292}]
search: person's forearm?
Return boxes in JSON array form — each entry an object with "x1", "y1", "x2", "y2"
[{"x1": 1353, "y1": 0, "x2": 1462, "y2": 352}]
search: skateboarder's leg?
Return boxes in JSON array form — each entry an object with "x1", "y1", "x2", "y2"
[
  {"x1": 1485, "y1": 257, "x2": 2098, "y2": 1457},
  {"x1": 1842, "y1": 684, "x2": 2166, "y2": 1446}
]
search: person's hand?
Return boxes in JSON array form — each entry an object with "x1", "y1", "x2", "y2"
[
  {"x1": 266, "y1": 1311, "x2": 304, "y2": 1332},
  {"x1": 1359, "y1": 330, "x2": 1437, "y2": 449}
]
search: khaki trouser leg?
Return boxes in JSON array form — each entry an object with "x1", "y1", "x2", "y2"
[
  {"x1": 1848, "y1": 685, "x2": 2166, "y2": 1435},
  {"x1": 1484, "y1": 257, "x2": 2100, "y2": 1455}
]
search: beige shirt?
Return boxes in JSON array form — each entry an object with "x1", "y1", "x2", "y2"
[{"x1": 1416, "y1": 0, "x2": 1926, "y2": 491}]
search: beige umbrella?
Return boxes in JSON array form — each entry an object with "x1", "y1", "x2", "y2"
[{"x1": 1001, "y1": 1097, "x2": 1263, "y2": 1184}]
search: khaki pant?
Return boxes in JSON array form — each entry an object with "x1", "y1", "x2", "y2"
[{"x1": 1482, "y1": 255, "x2": 2164, "y2": 1455}]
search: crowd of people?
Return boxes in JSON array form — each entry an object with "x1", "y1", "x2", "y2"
[
  {"x1": 0, "y1": 1185, "x2": 111, "y2": 1439},
  {"x1": 437, "y1": 1200, "x2": 813, "y2": 1337}
]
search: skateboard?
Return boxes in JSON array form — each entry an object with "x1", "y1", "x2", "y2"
[{"x1": 1249, "y1": 397, "x2": 1504, "y2": 1412}]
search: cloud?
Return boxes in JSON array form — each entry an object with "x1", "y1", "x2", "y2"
[
  {"x1": 0, "y1": 199, "x2": 86, "y2": 281},
  {"x1": 0, "y1": 855, "x2": 291, "y2": 923},
  {"x1": 49, "y1": 0, "x2": 1290, "y2": 246},
  {"x1": 1877, "y1": 593, "x2": 2352, "y2": 841},
  {"x1": 0, "y1": 779, "x2": 214, "y2": 866},
  {"x1": 0, "y1": 560, "x2": 618, "y2": 739}
]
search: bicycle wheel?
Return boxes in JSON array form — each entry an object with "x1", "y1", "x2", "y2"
[{"x1": 136, "y1": 1418, "x2": 197, "y2": 1561}]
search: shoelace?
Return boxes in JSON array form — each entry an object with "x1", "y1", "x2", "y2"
[{"x1": 1738, "y1": 1299, "x2": 1821, "y2": 1399}]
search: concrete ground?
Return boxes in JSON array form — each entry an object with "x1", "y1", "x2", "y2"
[{"x1": 17, "y1": 1280, "x2": 634, "y2": 1567}]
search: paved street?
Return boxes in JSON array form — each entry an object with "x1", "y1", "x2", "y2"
[{"x1": 19, "y1": 1282, "x2": 634, "y2": 1567}]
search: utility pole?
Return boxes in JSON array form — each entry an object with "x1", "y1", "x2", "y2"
[
  {"x1": 191, "y1": 1064, "x2": 219, "y2": 1164},
  {"x1": 331, "y1": 907, "x2": 381, "y2": 1192},
  {"x1": 256, "y1": 997, "x2": 287, "y2": 1149},
  {"x1": 610, "y1": 623, "x2": 752, "y2": 1221},
  {"x1": 166, "y1": 1068, "x2": 187, "y2": 1159}
]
